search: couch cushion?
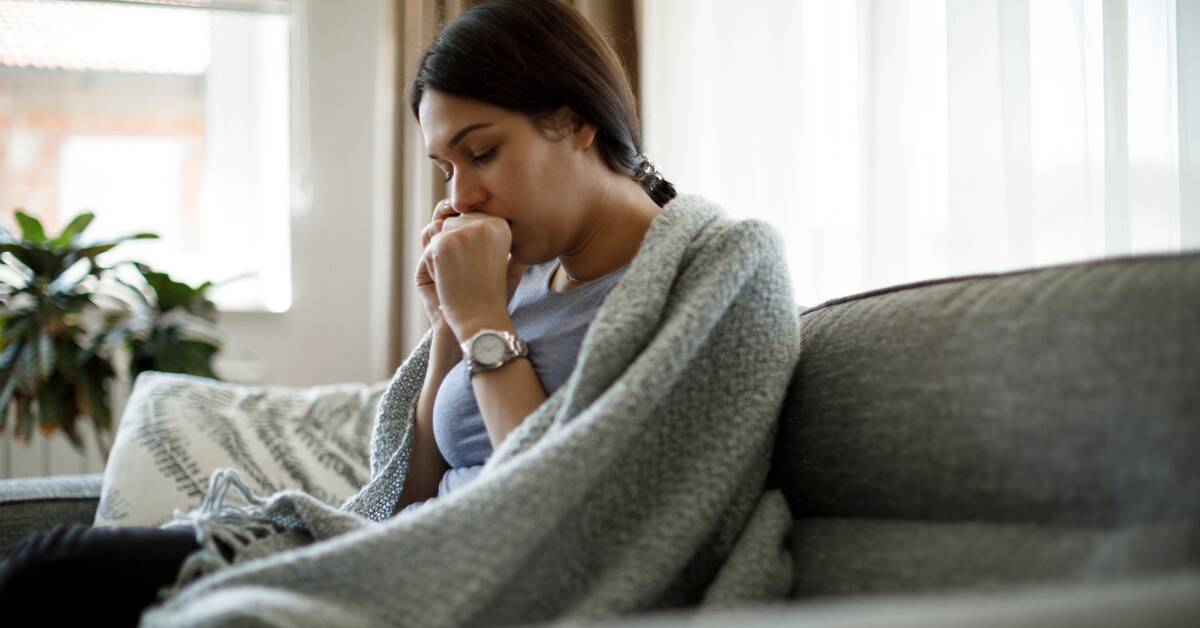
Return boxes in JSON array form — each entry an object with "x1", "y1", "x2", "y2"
[
  {"x1": 0, "y1": 474, "x2": 102, "y2": 557},
  {"x1": 767, "y1": 251, "x2": 1200, "y2": 594},
  {"x1": 532, "y1": 568, "x2": 1200, "y2": 628},
  {"x1": 789, "y1": 517, "x2": 1199, "y2": 598},
  {"x1": 770, "y1": 250, "x2": 1200, "y2": 525}
]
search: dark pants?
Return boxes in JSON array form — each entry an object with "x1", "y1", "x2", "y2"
[{"x1": 0, "y1": 522, "x2": 226, "y2": 627}]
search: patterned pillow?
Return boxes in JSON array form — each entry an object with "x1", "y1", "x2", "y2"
[{"x1": 94, "y1": 370, "x2": 388, "y2": 528}]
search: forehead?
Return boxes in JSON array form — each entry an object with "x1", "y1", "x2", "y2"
[{"x1": 419, "y1": 91, "x2": 508, "y2": 150}]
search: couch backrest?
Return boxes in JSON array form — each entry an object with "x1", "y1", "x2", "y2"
[{"x1": 768, "y1": 250, "x2": 1200, "y2": 599}]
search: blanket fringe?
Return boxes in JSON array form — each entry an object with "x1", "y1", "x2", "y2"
[{"x1": 155, "y1": 468, "x2": 284, "y2": 603}]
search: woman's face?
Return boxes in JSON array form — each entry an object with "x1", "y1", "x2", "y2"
[{"x1": 418, "y1": 89, "x2": 600, "y2": 265}]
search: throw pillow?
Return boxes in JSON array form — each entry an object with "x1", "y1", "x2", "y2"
[{"x1": 94, "y1": 370, "x2": 387, "y2": 528}]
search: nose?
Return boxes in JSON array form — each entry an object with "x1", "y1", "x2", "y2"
[{"x1": 449, "y1": 172, "x2": 486, "y2": 215}]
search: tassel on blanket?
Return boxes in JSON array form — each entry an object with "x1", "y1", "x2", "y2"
[{"x1": 155, "y1": 468, "x2": 284, "y2": 602}]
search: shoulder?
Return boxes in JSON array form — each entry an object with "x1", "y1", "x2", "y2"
[
  {"x1": 662, "y1": 194, "x2": 785, "y2": 254},
  {"x1": 674, "y1": 198, "x2": 795, "y2": 311},
  {"x1": 669, "y1": 197, "x2": 786, "y2": 270}
]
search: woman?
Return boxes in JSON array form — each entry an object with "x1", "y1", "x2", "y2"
[
  {"x1": 390, "y1": 2, "x2": 676, "y2": 514},
  {"x1": 0, "y1": 0, "x2": 677, "y2": 622}
]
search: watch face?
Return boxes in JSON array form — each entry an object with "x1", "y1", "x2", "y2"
[{"x1": 473, "y1": 333, "x2": 507, "y2": 365}]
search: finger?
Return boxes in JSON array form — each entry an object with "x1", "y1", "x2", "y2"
[
  {"x1": 414, "y1": 255, "x2": 430, "y2": 283},
  {"x1": 422, "y1": 217, "x2": 448, "y2": 244},
  {"x1": 421, "y1": 248, "x2": 435, "y2": 282},
  {"x1": 433, "y1": 200, "x2": 458, "y2": 220}
]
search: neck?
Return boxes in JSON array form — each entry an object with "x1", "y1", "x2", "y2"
[{"x1": 557, "y1": 176, "x2": 660, "y2": 286}]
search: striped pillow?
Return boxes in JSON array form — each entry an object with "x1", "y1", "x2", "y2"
[{"x1": 94, "y1": 371, "x2": 387, "y2": 528}]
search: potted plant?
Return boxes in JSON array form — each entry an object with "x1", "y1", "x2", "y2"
[
  {"x1": 0, "y1": 209, "x2": 236, "y2": 460},
  {"x1": 99, "y1": 261, "x2": 231, "y2": 384}
]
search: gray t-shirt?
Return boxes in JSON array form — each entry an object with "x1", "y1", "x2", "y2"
[{"x1": 396, "y1": 259, "x2": 628, "y2": 515}]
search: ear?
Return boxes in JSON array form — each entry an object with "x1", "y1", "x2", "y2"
[
  {"x1": 570, "y1": 114, "x2": 598, "y2": 151},
  {"x1": 549, "y1": 105, "x2": 597, "y2": 151}
]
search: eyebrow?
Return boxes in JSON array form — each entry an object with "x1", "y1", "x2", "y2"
[{"x1": 427, "y1": 122, "x2": 493, "y2": 160}]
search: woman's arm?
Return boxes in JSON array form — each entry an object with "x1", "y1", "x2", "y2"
[
  {"x1": 460, "y1": 315, "x2": 548, "y2": 451},
  {"x1": 392, "y1": 330, "x2": 459, "y2": 513}
]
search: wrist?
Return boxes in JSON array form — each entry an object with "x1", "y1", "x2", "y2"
[
  {"x1": 450, "y1": 311, "x2": 516, "y2": 345},
  {"x1": 431, "y1": 325, "x2": 463, "y2": 356}
]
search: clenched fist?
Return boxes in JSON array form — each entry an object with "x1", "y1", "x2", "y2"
[{"x1": 414, "y1": 199, "x2": 528, "y2": 343}]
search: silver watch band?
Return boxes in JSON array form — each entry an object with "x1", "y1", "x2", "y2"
[{"x1": 461, "y1": 329, "x2": 530, "y2": 375}]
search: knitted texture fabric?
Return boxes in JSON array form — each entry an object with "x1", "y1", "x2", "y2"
[{"x1": 141, "y1": 193, "x2": 802, "y2": 628}]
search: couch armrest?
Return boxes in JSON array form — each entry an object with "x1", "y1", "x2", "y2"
[{"x1": 0, "y1": 473, "x2": 103, "y2": 557}]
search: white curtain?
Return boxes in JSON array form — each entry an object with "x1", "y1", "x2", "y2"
[{"x1": 640, "y1": 0, "x2": 1200, "y2": 308}]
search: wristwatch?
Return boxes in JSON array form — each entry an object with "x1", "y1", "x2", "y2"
[{"x1": 460, "y1": 328, "x2": 530, "y2": 375}]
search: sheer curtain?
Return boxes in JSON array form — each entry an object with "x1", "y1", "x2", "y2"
[{"x1": 640, "y1": 0, "x2": 1200, "y2": 308}]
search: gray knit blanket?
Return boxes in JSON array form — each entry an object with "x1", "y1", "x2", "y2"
[{"x1": 141, "y1": 193, "x2": 802, "y2": 628}]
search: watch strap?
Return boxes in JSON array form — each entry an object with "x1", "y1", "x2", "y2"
[{"x1": 463, "y1": 329, "x2": 530, "y2": 375}]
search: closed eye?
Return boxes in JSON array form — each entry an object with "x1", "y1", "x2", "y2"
[
  {"x1": 473, "y1": 147, "x2": 496, "y2": 164},
  {"x1": 440, "y1": 147, "x2": 497, "y2": 183}
]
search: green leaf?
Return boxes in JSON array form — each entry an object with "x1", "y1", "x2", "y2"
[
  {"x1": 43, "y1": 376, "x2": 81, "y2": 450},
  {"x1": 134, "y1": 262, "x2": 218, "y2": 314},
  {"x1": 76, "y1": 234, "x2": 159, "y2": 261},
  {"x1": 1, "y1": 316, "x2": 32, "y2": 343},
  {"x1": 60, "y1": 393, "x2": 83, "y2": 450},
  {"x1": 73, "y1": 243, "x2": 118, "y2": 259},
  {"x1": 77, "y1": 361, "x2": 113, "y2": 431},
  {"x1": 0, "y1": 367, "x2": 17, "y2": 425},
  {"x1": 0, "y1": 336, "x2": 24, "y2": 370},
  {"x1": 34, "y1": 377, "x2": 63, "y2": 437},
  {"x1": 155, "y1": 338, "x2": 220, "y2": 378},
  {"x1": 0, "y1": 250, "x2": 34, "y2": 283},
  {"x1": 36, "y1": 329, "x2": 55, "y2": 380},
  {"x1": 49, "y1": 213, "x2": 95, "y2": 249},
  {"x1": 14, "y1": 211, "x2": 46, "y2": 243},
  {"x1": 14, "y1": 338, "x2": 36, "y2": 391},
  {"x1": 47, "y1": 258, "x2": 92, "y2": 295},
  {"x1": 57, "y1": 343, "x2": 80, "y2": 380},
  {"x1": 1, "y1": 243, "x2": 57, "y2": 277},
  {"x1": 211, "y1": 269, "x2": 256, "y2": 289},
  {"x1": 112, "y1": 275, "x2": 153, "y2": 308},
  {"x1": 14, "y1": 395, "x2": 33, "y2": 442}
]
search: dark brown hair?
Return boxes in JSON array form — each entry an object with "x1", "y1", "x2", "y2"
[{"x1": 408, "y1": 0, "x2": 677, "y2": 207}]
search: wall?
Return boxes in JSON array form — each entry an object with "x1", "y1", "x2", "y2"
[{"x1": 0, "y1": 0, "x2": 398, "y2": 478}]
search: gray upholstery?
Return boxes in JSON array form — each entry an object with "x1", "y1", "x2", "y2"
[
  {"x1": 570, "y1": 568, "x2": 1200, "y2": 628},
  {"x1": 789, "y1": 518, "x2": 1198, "y2": 597},
  {"x1": 770, "y1": 250, "x2": 1200, "y2": 598},
  {"x1": 0, "y1": 473, "x2": 102, "y2": 557},
  {"x1": 2, "y1": 250, "x2": 1199, "y2": 626}
]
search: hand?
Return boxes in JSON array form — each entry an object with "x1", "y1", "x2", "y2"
[
  {"x1": 414, "y1": 199, "x2": 459, "y2": 340},
  {"x1": 421, "y1": 201, "x2": 527, "y2": 342}
]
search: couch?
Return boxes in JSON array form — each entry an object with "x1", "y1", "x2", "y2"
[{"x1": 2, "y1": 250, "x2": 1198, "y2": 627}]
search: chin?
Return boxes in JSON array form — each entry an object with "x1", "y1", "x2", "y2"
[{"x1": 510, "y1": 248, "x2": 547, "y2": 268}]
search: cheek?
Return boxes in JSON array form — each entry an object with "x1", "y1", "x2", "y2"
[{"x1": 509, "y1": 210, "x2": 561, "y2": 262}]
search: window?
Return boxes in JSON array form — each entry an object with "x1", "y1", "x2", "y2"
[
  {"x1": 0, "y1": 0, "x2": 298, "y2": 312},
  {"x1": 641, "y1": 0, "x2": 1198, "y2": 308}
]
